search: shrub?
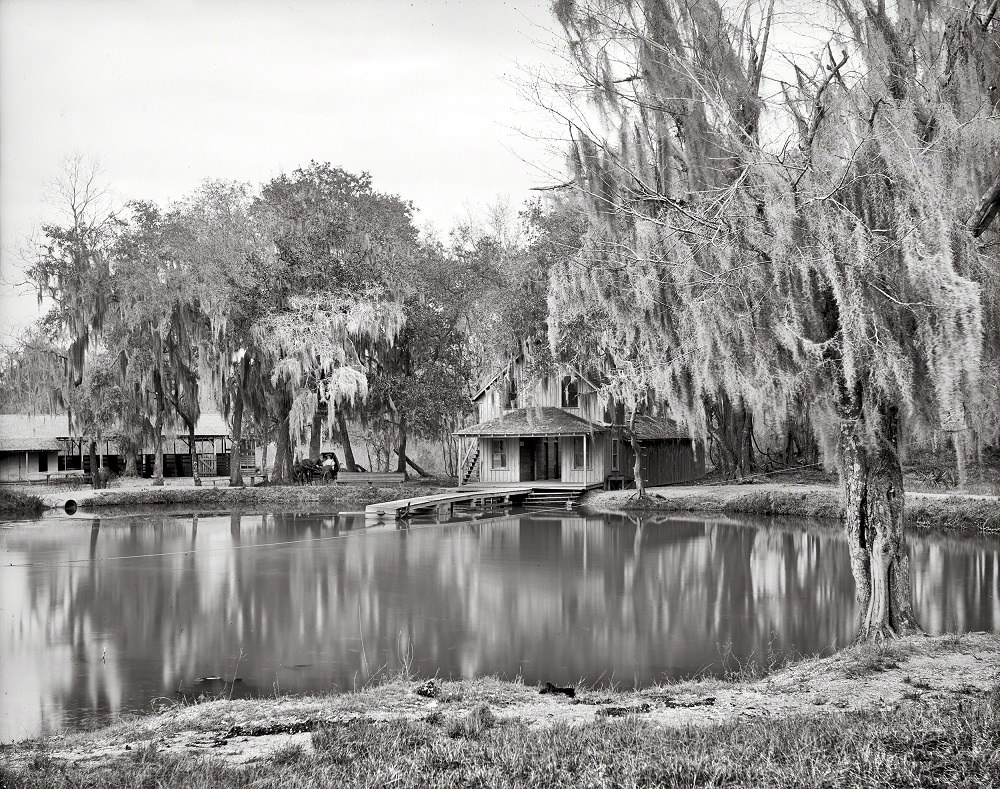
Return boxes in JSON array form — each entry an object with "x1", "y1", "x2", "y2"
[{"x1": 0, "y1": 488, "x2": 44, "y2": 519}]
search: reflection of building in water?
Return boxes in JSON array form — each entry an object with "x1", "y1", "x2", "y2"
[{"x1": 2, "y1": 512, "x2": 998, "y2": 742}]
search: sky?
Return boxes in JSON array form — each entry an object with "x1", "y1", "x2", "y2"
[{"x1": 0, "y1": 0, "x2": 570, "y2": 344}]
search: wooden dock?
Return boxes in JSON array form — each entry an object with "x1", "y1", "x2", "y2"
[{"x1": 364, "y1": 486, "x2": 534, "y2": 520}]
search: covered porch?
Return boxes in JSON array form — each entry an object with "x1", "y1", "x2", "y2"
[{"x1": 455, "y1": 407, "x2": 606, "y2": 487}]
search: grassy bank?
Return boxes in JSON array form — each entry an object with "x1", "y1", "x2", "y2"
[
  {"x1": 34, "y1": 480, "x2": 452, "y2": 512},
  {"x1": 3, "y1": 634, "x2": 997, "y2": 788},
  {"x1": 583, "y1": 484, "x2": 1000, "y2": 532},
  {"x1": 0, "y1": 488, "x2": 44, "y2": 519},
  {"x1": 25, "y1": 475, "x2": 998, "y2": 534}
]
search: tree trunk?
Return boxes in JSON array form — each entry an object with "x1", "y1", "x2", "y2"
[
  {"x1": 152, "y1": 427, "x2": 164, "y2": 487},
  {"x1": 395, "y1": 415, "x2": 408, "y2": 477},
  {"x1": 954, "y1": 430, "x2": 968, "y2": 488},
  {"x1": 188, "y1": 421, "x2": 201, "y2": 487},
  {"x1": 401, "y1": 453, "x2": 431, "y2": 477},
  {"x1": 309, "y1": 409, "x2": 323, "y2": 460},
  {"x1": 335, "y1": 410, "x2": 358, "y2": 471},
  {"x1": 736, "y1": 402, "x2": 754, "y2": 479},
  {"x1": 88, "y1": 440, "x2": 100, "y2": 489},
  {"x1": 260, "y1": 428, "x2": 269, "y2": 484},
  {"x1": 442, "y1": 433, "x2": 458, "y2": 477},
  {"x1": 629, "y1": 411, "x2": 646, "y2": 497},
  {"x1": 124, "y1": 446, "x2": 139, "y2": 477},
  {"x1": 839, "y1": 404, "x2": 921, "y2": 641},
  {"x1": 229, "y1": 385, "x2": 245, "y2": 488},
  {"x1": 705, "y1": 393, "x2": 755, "y2": 479},
  {"x1": 272, "y1": 411, "x2": 294, "y2": 484},
  {"x1": 152, "y1": 370, "x2": 165, "y2": 486},
  {"x1": 968, "y1": 170, "x2": 1000, "y2": 237}
]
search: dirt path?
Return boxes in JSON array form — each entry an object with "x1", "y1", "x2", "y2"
[{"x1": 7, "y1": 633, "x2": 997, "y2": 768}]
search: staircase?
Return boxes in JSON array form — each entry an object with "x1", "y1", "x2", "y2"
[{"x1": 460, "y1": 448, "x2": 480, "y2": 486}]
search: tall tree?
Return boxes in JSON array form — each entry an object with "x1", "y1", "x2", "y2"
[
  {"x1": 371, "y1": 240, "x2": 479, "y2": 475},
  {"x1": 111, "y1": 202, "x2": 215, "y2": 486},
  {"x1": 26, "y1": 155, "x2": 115, "y2": 385},
  {"x1": 257, "y1": 162, "x2": 418, "y2": 479},
  {"x1": 547, "y1": 0, "x2": 1000, "y2": 640},
  {"x1": 174, "y1": 180, "x2": 279, "y2": 487}
]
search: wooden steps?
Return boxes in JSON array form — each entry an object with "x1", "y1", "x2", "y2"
[
  {"x1": 460, "y1": 448, "x2": 481, "y2": 485},
  {"x1": 523, "y1": 489, "x2": 585, "y2": 509}
]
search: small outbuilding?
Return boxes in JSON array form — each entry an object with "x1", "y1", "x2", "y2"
[{"x1": 0, "y1": 415, "x2": 64, "y2": 483}]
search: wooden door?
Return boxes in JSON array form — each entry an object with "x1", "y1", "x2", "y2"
[{"x1": 519, "y1": 439, "x2": 536, "y2": 482}]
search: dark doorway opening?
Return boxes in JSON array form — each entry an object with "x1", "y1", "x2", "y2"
[{"x1": 519, "y1": 438, "x2": 560, "y2": 482}]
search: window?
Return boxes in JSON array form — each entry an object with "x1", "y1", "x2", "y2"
[
  {"x1": 611, "y1": 439, "x2": 619, "y2": 471},
  {"x1": 561, "y1": 377, "x2": 579, "y2": 408},
  {"x1": 38, "y1": 453, "x2": 49, "y2": 472},
  {"x1": 491, "y1": 439, "x2": 507, "y2": 469},
  {"x1": 572, "y1": 436, "x2": 591, "y2": 469}
]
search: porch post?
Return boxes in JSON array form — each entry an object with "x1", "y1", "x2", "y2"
[{"x1": 583, "y1": 434, "x2": 588, "y2": 483}]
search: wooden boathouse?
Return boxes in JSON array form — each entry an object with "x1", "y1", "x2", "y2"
[{"x1": 454, "y1": 357, "x2": 704, "y2": 498}]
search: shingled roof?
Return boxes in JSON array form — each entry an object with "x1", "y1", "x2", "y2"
[
  {"x1": 455, "y1": 407, "x2": 606, "y2": 437},
  {"x1": 0, "y1": 414, "x2": 69, "y2": 452},
  {"x1": 0, "y1": 412, "x2": 233, "y2": 453},
  {"x1": 625, "y1": 415, "x2": 690, "y2": 440}
]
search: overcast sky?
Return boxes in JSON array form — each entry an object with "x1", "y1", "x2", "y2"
[{"x1": 0, "y1": 0, "x2": 569, "y2": 343}]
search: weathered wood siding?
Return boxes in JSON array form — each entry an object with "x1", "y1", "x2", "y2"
[
  {"x1": 0, "y1": 451, "x2": 59, "y2": 482},
  {"x1": 558, "y1": 433, "x2": 606, "y2": 485},
  {"x1": 477, "y1": 436, "x2": 520, "y2": 484},
  {"x1": 476, "y1": 361, "x2": 608, "y2": 425},
  {"x1": 616, "y1": 438, "x2": 705, "y2": 486}
]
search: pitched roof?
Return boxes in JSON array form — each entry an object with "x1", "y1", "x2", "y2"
[
  {"x1": 0, "y1": 411, "x2": 233, "y2": 452},
  {"x1": 0, "y1": 414, "x2": 70, "y2": 452},
  {"x1": 455, "y1": 407, "x2": 606, "y2": 437},
  {"x1": 626, "y1": 415, "x2": 690, "y2": 441}
]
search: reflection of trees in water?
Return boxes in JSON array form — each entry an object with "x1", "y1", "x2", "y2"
[
  {"x1": 910, "y1": 535, "x2": 998, "y2": 634},
  {"x1": 2, "y1": 512, "x2": 998, "y2": 739}
]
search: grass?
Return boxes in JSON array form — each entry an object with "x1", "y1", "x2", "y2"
[
  {"x1": 30, "y1": 481, "x2": 454, "y2": 512},
  {"x1": 0, "y1": 488, "x2": 44, "y2": 519},
  {"x1": 907, "y1": 495, "x2": 1000, "y2": 532},
  {"x1": 719, "y1": 488, "x2": 844, "y2": 520},
  {"x1": 587, "y1": 481, "x2": 998, "y2": 533},
  {"x1": 839, "y1": 641, "x2": 919, "y2": 679},
  {"x1": 3, "y1": 686, "x2": 996, "y2": 788},
  {"x1": 4, "y1": 635, "x2": 997, "y2": 786}
]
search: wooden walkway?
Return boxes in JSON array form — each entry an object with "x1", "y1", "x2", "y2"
[{"x1": 364, "y1": 486, "x2": 533, "y2": 520}]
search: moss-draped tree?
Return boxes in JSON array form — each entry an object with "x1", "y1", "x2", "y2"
[{"x1": 547, "y1": 0, "x2": 1000, "y2": 640}]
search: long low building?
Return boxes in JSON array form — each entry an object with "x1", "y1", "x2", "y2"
[
  {"x1": 0, "y1": 415, "x2": 64, "y2": 483},
  {"x1": 0, "y1": 413, "x2": 254, "y2": 483}
]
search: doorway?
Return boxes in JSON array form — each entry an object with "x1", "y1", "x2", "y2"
[{"x1": 519, "y1": 438, "x2": 560, "y2": 482}]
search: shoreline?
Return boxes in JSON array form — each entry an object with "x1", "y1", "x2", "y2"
[
  {"x1": 3, "y1": 632, "x2": 997, "y2": 784},
  {"x1": 579, "y1": 483, "x2": 1000, "y2": 533},
  {"x1": 6, "y1": 479, "x2": 994, "y2": 534}
]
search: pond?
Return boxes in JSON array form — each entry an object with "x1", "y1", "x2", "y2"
[{"x1": 1, "y1": 507, "x2": 997, "y2": 742}]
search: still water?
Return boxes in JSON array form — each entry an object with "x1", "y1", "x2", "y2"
[{"x1": 1, "y1": 508, "x2": 997, "y2": 741}]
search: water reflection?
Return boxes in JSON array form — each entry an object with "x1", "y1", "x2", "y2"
[{"x1": 0, "y1": 510, "x2": 996, "y2": 741}]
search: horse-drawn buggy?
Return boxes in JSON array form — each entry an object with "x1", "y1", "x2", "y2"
[{"x1": 292, "y1": 453, "x2": 340, "y2": 485}]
